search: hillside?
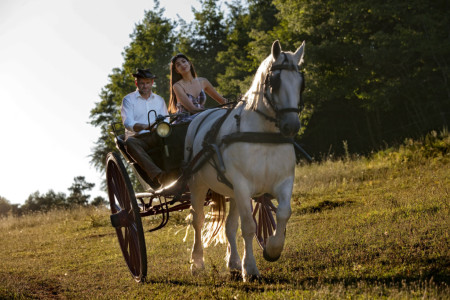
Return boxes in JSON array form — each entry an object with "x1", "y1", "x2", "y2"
[{"x1": 0, "y1": 130, "x2": 448, "y2": 299}]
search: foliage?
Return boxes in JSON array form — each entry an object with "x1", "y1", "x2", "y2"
[
  {"x1": 216, "y1": 0, "x2": 281, "y2": 98},
  {"x1": 373, "y1": 128, "x2": 450, "y2": 165},
  {"x1": 0, "y1": 196, "x2": 11, "y2": 217},
  {"x1": 67, "y1": 176, "x2": 95, "y2": 206},
  {"x1": 20, "y1": 190, "x2": 67, "y2": 213},
  {"x1": 91, "y1": 196, "x2": 108, "y2": 207},
  {"x1": 12, "y1": 176, "x2": 99, "y2": 215},
  {"x1": 0, "y1": 140, "x2": 448, "y2": 298},
  {"x1": 273, "y1": 0, "x2": 450, "y2": 156},
  {"x1": 89, "y1": 0, "x2": 177, "y2": 175},
  {"x1": 177, "y1": 0, "x2": 228, "y2": 89}
]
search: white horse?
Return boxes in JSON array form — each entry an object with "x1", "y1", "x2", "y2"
[{"x1": 184, "y1": 40, "x2": 305, "y2": 281}]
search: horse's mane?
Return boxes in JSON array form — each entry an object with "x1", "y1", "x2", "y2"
[{"x1": 244, "y1": 55, "x2": 272, "y2": 111}]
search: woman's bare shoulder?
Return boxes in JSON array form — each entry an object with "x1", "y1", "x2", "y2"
[
  {"x1": 197, "y1": 77, "x2": 211, "y2": 87},
  {"x1": 173, "y1": 81, "x2": 184, "y2": 90}
]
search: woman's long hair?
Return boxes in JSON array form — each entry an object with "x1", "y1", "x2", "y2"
[{"x1": 169, "y1": 53, "x2": 198, "y2": 113}]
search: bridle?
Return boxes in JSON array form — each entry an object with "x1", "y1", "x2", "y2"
[{"x1": 256, "y1": 53, "x2": 305, "y2": 125}]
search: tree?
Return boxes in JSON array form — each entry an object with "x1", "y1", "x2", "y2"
[
  {"x1": 177, "y1": 0, "x2": 228, "y2": 89},
  {"x1": 67, "y1": 176, "x2": 95, "y2": 206},
  {"x1": 91, "y1": 196, "x2": 108, "y2": 207},
  {"x1": 89, "y1": 0, "x2": 177, "y2": 176},
  {"x1": 0, "y1": 196, "x2": 11, "y2": 217},
  {"x1": 21, "y1": 190, "x2": 67, "y2": 213},
  {"x1": 216, "y1": 0, "x2": 281, "y2": 98},
  {"x1": 273, "y1": 0, "x2": 450, "y2": 155}
]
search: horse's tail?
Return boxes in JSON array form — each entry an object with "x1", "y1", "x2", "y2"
[{"x1": 202, "y1": 191, "x2": 227, "y2": 247}]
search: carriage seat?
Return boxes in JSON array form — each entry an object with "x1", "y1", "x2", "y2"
[{"x1": 115, "y1": 134, "x2": 135, "y2": 164}]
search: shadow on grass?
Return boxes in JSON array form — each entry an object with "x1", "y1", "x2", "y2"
[
  {"x1": 0, "y1": 272, "x2": 63, "y2": 299},
  {"x1": 142, "y1": 272, "x2": 449, "y2": 295},
  {"x1": 296, "y1": 200, "x2": 355, "y2": 215},
  {"x1": 259, "y1": 270, "x2": 450, "y2": 288}
]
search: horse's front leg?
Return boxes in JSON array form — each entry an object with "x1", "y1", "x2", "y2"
[
  {"x1": 263, "y1": 178, "x2": 293, "y2": 262},
  {"x1": 225, "y1": 197, "x2": 241, "y2": 277},
  {"x1": 188, "y1": 180, "x2": 209, "y2": 274},
  {"x1": 234, "y1": 186, "x2": 260, "y2": 281}
]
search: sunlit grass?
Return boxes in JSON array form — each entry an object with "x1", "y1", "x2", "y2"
[{"x1": 0, "y1": 130, "x2": 448, "y2": 298}]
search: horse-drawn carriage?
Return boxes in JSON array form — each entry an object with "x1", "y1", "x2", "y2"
[{"x1": 106, "y1": 40, "x2": 308, "y2": 282}]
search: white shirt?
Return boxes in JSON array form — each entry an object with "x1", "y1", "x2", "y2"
[{"x1": 121, "y1": 90, "x2": 168, "y2": 138}]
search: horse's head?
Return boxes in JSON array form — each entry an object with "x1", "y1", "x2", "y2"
[{"x1": 264, "y1": 40, "x2": 305, "y2": 137}]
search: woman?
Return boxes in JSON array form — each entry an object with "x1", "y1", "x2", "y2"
[{"x1": 169, "y1": 53, "x2": 227, "y2": 123}]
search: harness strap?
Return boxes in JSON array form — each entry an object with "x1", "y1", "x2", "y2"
[
  {"x1": 204, "y1": 107, "x2": 234, "y2": 145},
  {"x1": 183, "y1": 106, "x2": 235, "y2": 189},
  {"x1": 222, "y1": 132, "x2": 313, "y2": 163},
  {"x1": 270, "y1": 64, "x2": 298, "y2": 72},
  {"x1": 193, "y1": 108, "x2": 222, "y2": 143},
  {"x1": 254, "y1": 105, "x2": 278, "y2": 123},
  {"x1": 222, "y1": 132, "x2": 293, "y2": 145},
  {"x1": 202, "y1": 107, "x2": 235, "y2": 187}
]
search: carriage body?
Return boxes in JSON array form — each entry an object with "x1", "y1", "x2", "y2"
[{"x1": 111, "y1": 121, "x2": 189, "y2": 191}]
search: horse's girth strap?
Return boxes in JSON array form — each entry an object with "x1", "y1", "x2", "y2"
[{"x1": 221, "y1": 132, "x2": 294, "y2": 145}]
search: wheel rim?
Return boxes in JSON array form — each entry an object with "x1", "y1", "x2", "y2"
[{"x1": 107, "y1": 153, "x2": 147, "y2": 282}]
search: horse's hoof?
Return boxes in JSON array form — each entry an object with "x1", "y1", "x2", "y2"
[
  {"x1": 190, "y1": 263, "x2": 205, "y2": 276},
  {"x1": 229, "y1": 269, "x2": 242, "y2": 281},
  {"x1": 263, "y1": 248, "x2": 281, "y2": 262},
  {"x1": 244, "y1": 274, "x2": 261, "y2": 283}
]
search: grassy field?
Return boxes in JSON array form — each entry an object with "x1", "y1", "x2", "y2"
[{"x1": 1, "y1": 131, "x2": 449, "y2": 299}]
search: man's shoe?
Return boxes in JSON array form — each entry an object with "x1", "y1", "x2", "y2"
[{"x1": 156, "y1": 171, "x2": 178, "y2": 186}]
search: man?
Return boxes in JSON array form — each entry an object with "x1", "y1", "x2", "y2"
[{"x1": 121, "y1": 68, "x2": 170, "y2": 186}]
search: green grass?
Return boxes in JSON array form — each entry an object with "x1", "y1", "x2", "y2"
[{"x1": 1, "y1": 131, "x2": 449, "y2": 299}]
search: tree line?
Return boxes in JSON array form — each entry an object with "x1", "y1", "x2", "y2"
[
  {"x1": 89, "y1": 0, "x2": 449, "y2": 176},
  {"x1": 0, "y1": 176, "x2": 106, "y2": 217}
]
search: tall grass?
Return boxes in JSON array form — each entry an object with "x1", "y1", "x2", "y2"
[{"x1": 0, "y1": 130, "x2": 448, "y2": 299}]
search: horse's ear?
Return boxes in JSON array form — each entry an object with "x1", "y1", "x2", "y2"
[
  {"x1": 294, "y1": 41, "x2": 305, "y2": 65},
  {"x1": 271, "y1": 40, "x2": 281, "y2": 61}
]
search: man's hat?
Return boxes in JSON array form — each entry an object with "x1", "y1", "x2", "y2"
[{"x1": 132, "y1": 68, "x2": 157, "y2": 79}]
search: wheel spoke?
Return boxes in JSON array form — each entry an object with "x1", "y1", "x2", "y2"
[
  {"x1": 262, "y1": 207, "x2": 269, "y2": 243},
  {"x1": 265, "y1": 207, "x2": 274, "y2": 237},
  {"x1": 252, "y1": 202, "x2": 259, "y2": 219},
  {"x1": 264, "y1": 204, "x2": 276, "y2": 234},
  {"x1": 127, "y1": 227, "x2": 137, "y2": 275},
  {"x1": 265, "y1": 197, "x2": 277, "y2": 212},
  {"x1": 257, "y1": 205, "x2": 263, "y2": 244}
]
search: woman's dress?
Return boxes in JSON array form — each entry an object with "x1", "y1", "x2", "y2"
[{"x1": 175, "y1": 89, "x2": 207, "y2": 123}]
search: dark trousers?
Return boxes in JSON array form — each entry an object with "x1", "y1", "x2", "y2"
[{"x1": 125, "y1": 132, "x2": 161, "y2": 180}]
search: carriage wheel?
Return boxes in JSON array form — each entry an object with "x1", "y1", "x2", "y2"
[
  {"x1": 106, "y1": 152, "x2": 147, "y2": 282},
  {"x1": 252, "y1": 194, "x2": 277, "y2": 249}
]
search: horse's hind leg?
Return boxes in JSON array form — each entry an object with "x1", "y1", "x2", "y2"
[
  {"x1": 189, "y1": 180, "x2": 209, "y2": 274},
  {"x1": 225, "y1": 198, "x2": 241, "y2": 277}
]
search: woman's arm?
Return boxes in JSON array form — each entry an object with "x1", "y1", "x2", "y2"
[
  {"x1": 200, "y1": 78, "x2": 228, "y2": 104},
  {"x1": 173, "y1": 82, "x2": 204, "y2": 113}
]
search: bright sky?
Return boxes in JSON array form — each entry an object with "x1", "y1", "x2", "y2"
[{"x1": 0, "y1": 0, "x2": 202, "y2": 204}]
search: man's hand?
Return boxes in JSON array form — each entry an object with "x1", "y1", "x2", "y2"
[{"x1": 133, "y1": 123, "x2": 150, "y2": 132}]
